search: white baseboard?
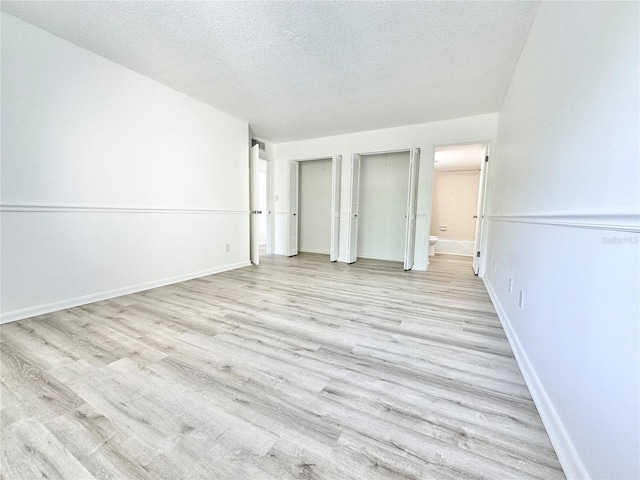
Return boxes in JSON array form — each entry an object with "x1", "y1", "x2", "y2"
[
  {"x1": 483, "y1": 277, "x2": 589, "y2": 480},
  {"x1": 0, "y1": 261, "x2": 252, "y2": 324},
  {"x1": 435, "y1": 239, "x2": 474, "y2": 256}
]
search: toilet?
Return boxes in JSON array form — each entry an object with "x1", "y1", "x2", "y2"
[{"x1": 429, "y1": 236, "x2": 438, "y2": 256}]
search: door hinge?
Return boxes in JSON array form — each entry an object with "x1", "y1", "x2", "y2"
[
  {"x1": 476, "y1": 251, "x2": 481, "y2": 258},
  {"x1": 485, "y1": 155, "x2": 489, "y2": 163}
]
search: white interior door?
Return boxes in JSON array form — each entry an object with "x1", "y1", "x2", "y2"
[
  {"x1": 265, "y1": 159, "x2": 274, "y2": 255},
  {"x1": 347, "y1": 154, "x2": 361, "y2": 264},
  {"x1": 287, "y1": 160, "x2": 299, "y2": 256},
  {"x1": 473, "y1": 144, "x2": 489, "y2": 274},
  {"x1": 403, "y1": 148, "x2": 421, "y2": 270},
  {"x1": 330, "y1": 155, "x2": 342, "y2": 262},
  {"x1": 250, "y1": 144, "x2": 260, "y2": 265}
]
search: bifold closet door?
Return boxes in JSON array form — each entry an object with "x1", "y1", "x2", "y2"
[
  {"x1": 403, "y1": 148, "x2": 420, "y2": 270},
  {"x1": 287, "y1": 161, "x2": 299, "y2": 256},
  {"x1": 330, "y1": 155, "x2": 342, "y2": 262},
  {"x1": 346, "y1": 154, "x2": 361, "y2": 264}
]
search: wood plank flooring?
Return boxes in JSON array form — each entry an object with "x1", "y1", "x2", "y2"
[{"x1": 0, "y1": 254, "x2": 565, "y2": 479}]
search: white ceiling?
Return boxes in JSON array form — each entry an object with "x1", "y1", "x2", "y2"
[
  {"x1": 1, "y1": 1, "x2": 539, "y2": 143},
  {"x1": 434, "y1": 143, "x2": 485, "y2": 171}
]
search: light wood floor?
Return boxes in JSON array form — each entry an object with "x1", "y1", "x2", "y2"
[{"x1": 1, "y1": 254, "x2": 564, "y2": 479}]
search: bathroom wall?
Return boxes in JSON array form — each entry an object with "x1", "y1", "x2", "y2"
[
  {"x1": 431, "y1": 170, "x2": 480, "y2": 256},
  {"x1": 298, "y1": 159, "x2": 333, "y2": 254},
  {"x1": 358, "y1": 152, "x2": 410, "y2": 262}
]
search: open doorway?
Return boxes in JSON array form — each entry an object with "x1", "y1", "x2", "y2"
[
  {"x1": 250, "y1": 145, "x2": 273, "y2": 266},
  {"x1": 429, "y1": 142, "x2": 489, "y2": 274}
]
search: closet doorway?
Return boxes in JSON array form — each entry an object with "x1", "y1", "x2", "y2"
[
  {"x1": 299, "y1": 158, "x2": 332, "y2": 255},
  {"x1": 287, "y1": 156, "x2": 342, "y2": 261},
  {"x1": 346, "y1": 148, "x2": 420, "y2": 270}
]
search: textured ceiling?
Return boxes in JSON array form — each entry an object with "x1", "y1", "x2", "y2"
[
  {"x1": 1, "y1": 1, "x2": 539, "y2": 143},
  {"x1": 435, "y1": 143, "x2": 485, "y2": 171}
]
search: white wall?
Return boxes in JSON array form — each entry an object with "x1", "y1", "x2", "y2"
[
  {"x1": 1, "y1": 13, "x2": 250, "y2": 323},
  {"x1": 358, "y1": 152, "x2": 409, "y2": 262},
  {"x1": 485, "y1": 3, "x2": 639, "y2": 479},
  {"x1": 298, "y1": 159, "x2": 332, "y2": 254},
  {"x1": 272, "y1": 114, "x2": 498, "y2": 270}
]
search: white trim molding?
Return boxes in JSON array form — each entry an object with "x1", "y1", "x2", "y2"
[
  {"x1": 484, "y1": 277, "x2": 589, "y2": 480},
  {"x1": 489, "y1": 208, "x2": 640, "y2": 233},
  {"x1": 0, "y1": 261, "x2": 252, "y2": 324},
  {"x1": 0, "y1": 203, "x2": 249, "y2": 215}
]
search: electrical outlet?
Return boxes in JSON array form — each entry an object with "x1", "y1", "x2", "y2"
[
  {"x1": 225, "y1": 243, "x2": 230, "y2": 252},
  {"x1": 508, "y1": 277, "x2": 513, "y2": 293},
  {"x1": 519, "y1": 290, "x2": 524, "y2": 309},
  {"x1": 494, "y1": 260, "x2": 498, "y2": 272}
]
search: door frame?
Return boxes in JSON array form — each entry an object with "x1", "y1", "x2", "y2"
[
  {"x1": 250, "y1": 146, "x2": 276, "y2": 263},
  {"x1": 259, "y1": 156, "x2": 275, "y2": 256},
  {"x1": 429, "y1": 139, "x2": 492, "y2": 276},
  {"x1": 287, "y1": 155, "x2": 340, "y2": 259},
  {"x1": 348, "y1": 148, "x2": 417, "y2": 268}
]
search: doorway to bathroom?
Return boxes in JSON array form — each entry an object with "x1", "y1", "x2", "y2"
[{"x1": 430, "y1": 142, "x2": 489, "y2": 275}]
